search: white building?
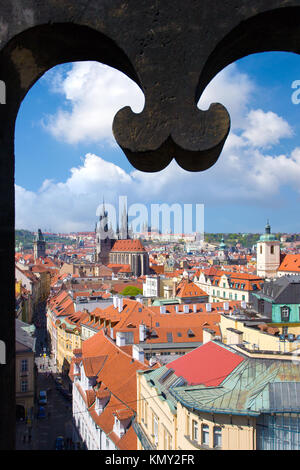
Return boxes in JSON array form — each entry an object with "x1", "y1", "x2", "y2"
[
  {"x1": 143, "y1": 275, "x2": 160, "y2": 297},
  {"x1": 70, "y1": 330, "x2": 148, "y2": 450},
  {"x1": 256, "y1": 221, "x2": 280, "y2": 279}
]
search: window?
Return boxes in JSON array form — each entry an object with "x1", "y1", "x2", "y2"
[
  {"x1": 281, "y1": 306, "x2": 290, "y2": 322},
  {"x1": 164, "y1": 427, "x2": 172, "y2": 450},
  {"x1": 186, "y1": 414, "x2": 190, "y2": 436},
  {"x1": 260, "y1": 245, "x2": 262, "y2": 254},
  {"x1": 21, "y1": 380, "x2": 28, "y2": 393},
  {"x1": 153, "y1": 414, "x2": 159, "y2": 446},
  {"x1": 201, "y1": 424, "x2": 209, "y2": 446},
  {"x1": 213, "y1": 426, "x2": 222, "y2": 448},
  {"x1": 192, "y1": 420, "x2": 198, "y2": 441},
  {"x1": 21, "y1": 359, "x2": 28, "y2": 372},
  {"x1": 242, "y1": 295, "x2": 245, "y2": 301},
  {"x1": 270, "y1": 245, "x2": 274, "y2": 254}
]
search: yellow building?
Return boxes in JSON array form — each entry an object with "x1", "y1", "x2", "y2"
[
  {"x1": 220, "y1": 312, "x2": 300, "y2": 353},
  {"x1": 137, "y1": 369, "x2": 177, "y2": 450},
  {"x1": 56, "y1": 318, "x2": 81, "y2": 373},
  {"x1": 136, "y1": 341, "x2": 300, "y2": 450},
  {"x1": 16, "y1": 320, "x2": 36, "y2": 421},
  {"x1": 194, "y1": 269, "x2": 263, "y2": 304}
]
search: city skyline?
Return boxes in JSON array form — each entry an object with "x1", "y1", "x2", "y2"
[{"x1": 15, "y1": 52, "x2": 300, "y2": 233}]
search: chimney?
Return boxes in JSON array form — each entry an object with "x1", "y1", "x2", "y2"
[
  {"x1": 223, "y1": 302, "x2": 229, "y2": 311},
  {"x1": 203, "y1": 328, "x2": 215, "y2": 344},
  {"x1": 113, "y1": 295, "x2": 118, "y2": 309},
  {"x1": 193, "y1": 304, "x2": 197, "y2": 313},
  {"x1": 132, "y1": 344, "x2": 144, "y2": 363},
  {"x1": 160, "y1": 305, "x2": 166, "y2": 314},
  {"x1": 183, "y1": 304, "x2": 189, "y2": 313},
  {"x1": 118, "y1": 296, "x2": 123, "y2": 313},
  {"x1": 116, "y1": 332, "x2": 126, "y2": 347},
  {"x1": 175, "y1": 305, "x2": 179, "y2": 313},
  {"x1": 206, "y1": 303, "x2": 212, "y2": 312},
  {"x1": 139, "y1": 323, "x2": 146, "y2": 342}
]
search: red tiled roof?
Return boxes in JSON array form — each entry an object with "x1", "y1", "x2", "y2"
[
  {"x1": 166, "y1": 341, "x2": 244, "y2": 386},
  {"x1": 111, "y1": 239, "x2": 145, "y2": 253},
  {"x1": 278, "y1": 254, "x2": 300, "y2": 272},
  {"x1": 176, "y1": 279, "x2": 208, "y2": 298}
]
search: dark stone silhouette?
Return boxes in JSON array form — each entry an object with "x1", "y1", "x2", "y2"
[{"x1": 1, "y1": 0, "x2": 300, "y2": 449}]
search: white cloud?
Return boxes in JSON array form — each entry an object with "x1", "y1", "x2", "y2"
[
  {"x1": 241, "y1": 109, "x2": 293, "y2": 148},
  {"x1": 16, "y1": 144, "x2": 300, "y2": 232},
  {"x1": 43, "y1": 62, "x2": 144, "y2": 145},
  {"x1": 16, "y1": 60, "x2": 300, "y2": 232}
]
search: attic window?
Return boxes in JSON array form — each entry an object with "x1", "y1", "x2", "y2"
[
  {"x1": 167, "y1": 332, "x2": 173, "y2": 343},
  {"x1": 187, "y1": 329, "x2": 195, "y2": 337},
  {"x1": 155, "y1": 322, "x2": 160, "y2": 327}
]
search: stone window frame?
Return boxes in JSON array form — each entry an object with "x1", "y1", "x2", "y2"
[{"x1": 281, "y1": 305, "x2": 290, "y2": 322}]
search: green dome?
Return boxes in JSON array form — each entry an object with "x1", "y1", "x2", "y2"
[
  {"x1": 219, "y1": 236, "x2": 227, "y2": 250},
  {"x1": 259, "y1": 233, "x2": 277, "y2": 242},
  {"x1": 259, "y1": 220, "x2": 277, "y2": 242}
]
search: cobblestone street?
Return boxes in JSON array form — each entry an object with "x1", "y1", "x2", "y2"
[{"x1": 16, "y1": 302, "x2": 75, "y2": 450}]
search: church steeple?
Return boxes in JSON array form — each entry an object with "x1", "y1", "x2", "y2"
[
  {"x1": 33, "y1": 228, "x2": 46, "y2": 260},
  {"x1": 120, "y1": 200, "x2": 129, "y2": 240},
  {"x1": 95, "y1": 198, "x2": 116, "y2": 264},
  {"x1": 256, "y1": 220, "x2": 280, "y2": 278}
]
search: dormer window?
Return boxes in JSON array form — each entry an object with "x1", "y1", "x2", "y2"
[
  {"x1": 113, "y1": 416, "x2": 125, "y2": 437},
  {"x1": 281, "y1": 306, "x2": 290, "y2": 322}
]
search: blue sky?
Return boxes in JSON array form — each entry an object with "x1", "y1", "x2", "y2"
[{"x1": 15, "y1": 52, "x2": 300, "y2": 234}]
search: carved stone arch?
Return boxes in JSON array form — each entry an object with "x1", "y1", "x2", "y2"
[
  {"x1": 197, "y1": 6, "x2": 300, "y2": 103},
  {"x1": 0, "y1": 21, "x2": 141, "y2": 124},
  {"x1": 1, "y1": 0, "x2": 300, "y2": 450}
]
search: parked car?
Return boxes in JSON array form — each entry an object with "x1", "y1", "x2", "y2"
[
  {"x1": 55, "y1": 436, "x2": 65, "y2": 450},
  {"x1": 38, "y1": 390, "x2": 47, "y2": 405},
  {"x1": 37, "y1": 406, "x2": 46, "y2": 419}
]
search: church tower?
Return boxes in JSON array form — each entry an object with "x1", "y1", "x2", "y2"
[
  {"x1": 256, "y1": 221, "x2": 280, "y2": 278},
  {"x1": 33, "y1": 229, "x2": 46, "y2": 261},
  {"x1": 95, "y1": 201, "x2": 116, "y2": 264},
  {"x1": 119, "y1": 201, "x2": 129, "y2": 240},
  {"x1": 217, "y1": 236, "x2": 228, "y2": 263}
]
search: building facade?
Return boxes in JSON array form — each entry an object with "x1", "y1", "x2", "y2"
[{"x1": 256, "y1": 222, "x2": 280, "y2": 278}]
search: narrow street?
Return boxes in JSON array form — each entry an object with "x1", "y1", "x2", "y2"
[{"x1": 16, "y1": 302, "x2": 74, "y2": 450}]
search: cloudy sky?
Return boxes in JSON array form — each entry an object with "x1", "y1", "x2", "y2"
[{"x1": 15, "y1": 52, "x2": 300, "y2": 234}]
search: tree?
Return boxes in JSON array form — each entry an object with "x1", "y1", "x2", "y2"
[{"x1": 120, "y1": 286, "x2": 143, "y2": 297}]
